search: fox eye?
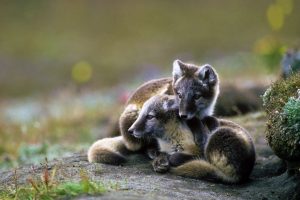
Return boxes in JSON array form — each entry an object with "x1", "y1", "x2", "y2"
[
  {"x1": 176, "y1": 91, "x2": 182, "y2": 99},
  {"x1": 146, "y1": 114, "x2": 155, "y2": 120},
  {"x1": 194, "y1": 94, "x2": 201, "y2": 100}
]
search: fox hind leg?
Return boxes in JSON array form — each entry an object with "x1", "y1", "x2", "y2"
[{"x1": 88, "y1": 136, "x2": 128, "y2": 165}]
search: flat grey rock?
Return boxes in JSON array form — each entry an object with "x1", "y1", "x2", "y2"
[{"x1": 1, "y1": 151, "x2": 299, "y2": 200}]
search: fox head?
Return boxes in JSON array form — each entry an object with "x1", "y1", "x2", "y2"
[
  {"x1": 128, "y1": 95, "x2": 178, "y2": 139},
  {"x1": 172, "y1": 59, "x2": 219, "y2": 120}
]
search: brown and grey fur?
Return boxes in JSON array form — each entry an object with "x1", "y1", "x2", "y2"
[
  {"x1": 88, "y1": 60, "x2": 219, "y2": 164},
  {"x1": 88, "y1": 78, "x2": 173, "y2": 164},
  {"x1": 129, "y1": 94, "x2": 256, "y2": 183},
  {"x1": 87, "y1": 136, "x2": 128, "y2": 165},
  {"x1": 174, "y1": 118, "x2": 256, "y2": 183}
]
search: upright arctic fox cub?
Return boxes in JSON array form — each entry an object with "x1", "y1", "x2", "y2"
[
  {"x1": 88, "y1": 60, "x2": 219, "y2": 164},
  {"x1": 129, "y1": 94, "x2": 255, "y2": 183}
]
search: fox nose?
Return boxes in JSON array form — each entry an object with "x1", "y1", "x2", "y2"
[
  {"x1": 128, "y1": 127, "x2": 134, "y2": 134},
  {"x1": 180, "y1": 114, "x2": 188, "y2": 119}
]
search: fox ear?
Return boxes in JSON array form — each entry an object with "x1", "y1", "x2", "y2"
[
  {"x1": 172, "y1": 59, "x2": 187, "y2": 82},
  {"x1": 163, "y1": 97, "x2": 178, "y2": 111},
  {"x1": 198, "y1": 64, "x2": 217, "y2": 86}
]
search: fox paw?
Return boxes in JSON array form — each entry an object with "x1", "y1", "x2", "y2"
[
  {"x1": 147, "y1": 148, "x2": 160, "y2": 160},
  {"x1": 152, "y1": 153, "x2": 170, "y2": 173}
]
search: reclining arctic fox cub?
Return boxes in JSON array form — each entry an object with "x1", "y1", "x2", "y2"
[{"x1": 128, "y1": 94, "x2": 255, "y2": 183}]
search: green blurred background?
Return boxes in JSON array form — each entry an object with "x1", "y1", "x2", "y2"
[{"x1": 0, "y1": 0, "x2": 299, "y2": 97}]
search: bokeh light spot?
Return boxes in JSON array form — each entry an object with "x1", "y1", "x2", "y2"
[
  {"x1": 253, "y1": 35, "x2": 284, "y2": 71},
  {"x1": 267, "y1": 4, "x2": 284, "y2": 31},
  {"x1": 71, "y1": 61, "x2": 93, "y2": 83},
  {"x1": 279, "y1": 45, "x2": 287, "y2": 55},
  {"x1": 254, "y1": 36, "x2": 275, "y2": 55},
  {"x1": 277, "y1": 0, "x2": 293, "y2": 15}
]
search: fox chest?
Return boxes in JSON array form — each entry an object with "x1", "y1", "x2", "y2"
[{"x1": 158, "y1": 128, "x2": 200, "y2": 155}]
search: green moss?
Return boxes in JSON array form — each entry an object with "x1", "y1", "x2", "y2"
[
  {"x1": 292, "y1": 60, "x2": 300, "y2": 73},
  {"x1": 283, "y1": 97, "x2": 300, "y2": 129},
  {"x1": 263, "y1": 73, "x2": 300, "y2": 161}
]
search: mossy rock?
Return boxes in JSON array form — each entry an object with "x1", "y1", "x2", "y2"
[{"x1": 263, "y1": 73, "x2": 300, "y2": 163}]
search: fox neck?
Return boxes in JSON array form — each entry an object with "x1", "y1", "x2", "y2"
[
  {"x1": 163, "y1": 118, "x2": 187, "y2": 137},
  {"x1": 196, "y1": 86, "x2": 219, "y2": 119},
  {"x1": 197, "y1": 103, "x2": 214, "y2": 119}
]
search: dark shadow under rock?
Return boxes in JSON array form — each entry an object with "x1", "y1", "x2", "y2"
[
  {"x1": 251, "y1": 155, "x2": 287, "y2": 178},
  {"x1": 215, "y1": 84, "x2": 266, "y2": 117}
]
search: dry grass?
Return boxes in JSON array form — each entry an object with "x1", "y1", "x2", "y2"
[{"x1": 0, "y1": 161, "x2": 118, "y2": 200}]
